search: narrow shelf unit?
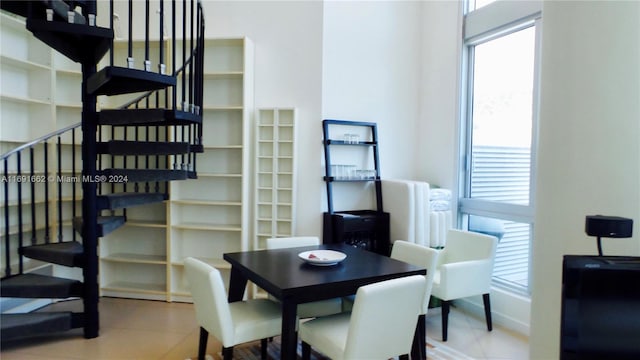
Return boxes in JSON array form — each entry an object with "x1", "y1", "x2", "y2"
[{"x1": 253, "y1": 108, "x2": 297, "y2": 250}]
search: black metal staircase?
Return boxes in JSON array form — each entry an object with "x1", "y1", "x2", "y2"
[{"x1": 1, "y1": 0, "x2": 205, "y2": 343}]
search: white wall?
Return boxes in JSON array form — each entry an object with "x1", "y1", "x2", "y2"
[
  {"x1": 418, "y1": 0, "x2": 462, "y2": 192},
  {"x1": 201, "y1": 1, "x2": 325, "y2": 236},
  {"x1": 322, "y1": 1, "x2": 422, "y2": 179},
  {"x1": 203, "y1": 0, "x2": 425, "y2": 234},
  {"x1": 530, "y1": 1, "x2": 640, "y2": 359}
]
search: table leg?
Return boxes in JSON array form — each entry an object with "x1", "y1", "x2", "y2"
[
  {"x1": 280, "y1": 299, "x2": 298, "y2": 360},
  {"x1": 227, "y1": 266, "x2": 248, "y2": 302}
]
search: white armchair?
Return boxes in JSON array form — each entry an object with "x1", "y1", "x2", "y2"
[
  {"x1": 431, "y1": 229, "x2": 498, "y2": 341},
  {"x1": 184, "y1": 257, "x2": 282, "y2": 360}
]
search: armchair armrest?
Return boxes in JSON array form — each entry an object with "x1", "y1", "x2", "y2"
[{"x1": 433, "y1": 259, "x2": 493, "y2": 300}]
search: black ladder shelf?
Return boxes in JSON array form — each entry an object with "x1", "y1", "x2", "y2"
[{"x1": 321, "y1": 119, "x2": 390, "y2": 255}]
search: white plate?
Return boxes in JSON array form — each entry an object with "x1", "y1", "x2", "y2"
[{"x1": 298, "y1": 250, "x2": 347, "y2": 266}]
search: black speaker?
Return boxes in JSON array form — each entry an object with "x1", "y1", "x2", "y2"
[{"x1": 585, "y1": 215, "x2": 633, "y2": 238}]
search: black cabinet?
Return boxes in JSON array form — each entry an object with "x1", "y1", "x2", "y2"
[
  {"x1": 322, "y1": 119, "x2": 390, "y2": 255},
  {"x1": 560, "y1": 255, "x2": 640, "y2": 359}
]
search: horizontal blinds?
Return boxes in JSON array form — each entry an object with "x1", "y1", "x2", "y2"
[
  {"x1": 470, "y1": 145, "x2": 530, "y2": 205},
  {"x1": 469, "y1": 145, "x2": 531, "y2": 288},
  {"x1": 493, "y1": 221, "x2": 530, "y2": 287}
]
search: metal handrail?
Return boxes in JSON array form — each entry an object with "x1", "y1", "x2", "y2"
[{"x1": 0, "y1": 122, "x2": 81, "y2": 160}]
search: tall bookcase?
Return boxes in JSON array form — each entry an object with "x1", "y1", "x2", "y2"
[
  {"x1": 1, "y1": 28, "x2": 255, "y2": 302},
  {"x1": 169, "y1": 38, "x2": 254, "y2": 302},
  {"x1": 1, "y1": 12, "x2": 55, "y2": 149},
  {"x1": 97, "y1": 38, "x2": 172, "y2": 300},
  {"x1": 97, "y1": 37, "x2": 254, "y2": 301},
  {"x1": 253, "y1": 108, "x2": 297, "y2": 250},
  {"x1": 1, "y1": 12, "x2": 83, "y2": 279}
]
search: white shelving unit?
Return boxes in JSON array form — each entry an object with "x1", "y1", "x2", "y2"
[
  {"x1": 1, "y1": 26, "x2": 255, "y2": 302},
  {"x1": 254, "y1": 108, "x2": 297, "y2": 250},
  {"x1": 1, "y1": 13, "x2": 54, "y2": 145},
  {"x1": 52, "y1": 51, "x2": 83, "y2": 249},
  {"x1": 99, "y1": 199, "x2": 169, "y2": 300},
  {"x1": 169, "y1": 38, "x2": 254, "y2": 302},
  {"x1": 99, "y1": 37, "x2": 255, "y2": 302},
  {"x1": 0, "y1": 12, "x2": 82, "y2": 278},
  {"x1": 96, "y1": 38, "x2": 172, "y2": 301}
]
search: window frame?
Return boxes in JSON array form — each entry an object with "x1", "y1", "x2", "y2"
[{"x1": 458, "y1": 1, "x2": 542, "y2": 295}]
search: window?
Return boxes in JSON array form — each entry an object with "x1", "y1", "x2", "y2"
[
  {"x1": 459, "y1": 1, "x2": 541, "y2": 294},
  {"x1": 471, "y1": 0, "x2": 498, "y2": 11}
]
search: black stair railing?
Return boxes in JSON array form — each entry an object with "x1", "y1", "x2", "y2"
[
  {"x1": 104, "y1": 0, "x2": 205, "y2": 176},
  {"x1": 92, "y1": 0, "x2": 205, "y2": 202},
  {"x1": 0, "y1": 4, "x2": 206, "y2": 269},
  {"x1": 1, "y1": 123, "x2": 82, "y2": 279},
  {"x1": 1, "y1": 0, "x2": 204, "y2": 341}
]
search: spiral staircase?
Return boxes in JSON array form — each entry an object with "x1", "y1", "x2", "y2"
[{"x1": 0, "y1": 0, "x2": 204, "y2": 342}]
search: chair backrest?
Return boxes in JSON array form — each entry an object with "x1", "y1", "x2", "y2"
[
  {"x1": 344, "y1": 275, "x2": 426, "y2": 359},
  {"x1": 184, "y1": 257, "x2": 234, "y2": 346},
  {"x1": 265, "y1": 236, "x2": 320, "y2": 249},
  {"x1": 440, "y1": 229, "x2": 498, "y2": 265},
  {"x1": 391, "y1": 240, "x2": 439, "y2": 314}
]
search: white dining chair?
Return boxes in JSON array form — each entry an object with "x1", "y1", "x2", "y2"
[
  {"x1": 431, "y1": 229, "x2": 498, "y2": 341},
  {"x1": 184, "y1": 257, "x2": 282, "y2": 360},
  {"x1": 390, "y1": 240, "x2": 439, "y2": 358},
  {"x1": 265, "y1": 236, "x2": 321, "y2": 250},
  {"x1": 340, "y1": 240, "x2": 438, "y2": 359},
  {"x1": 265, "y1": 236, "x2": 344, "y2": 318},
  {"x1": 299, "y1": 274, "x2": 426, "y2": 360}
]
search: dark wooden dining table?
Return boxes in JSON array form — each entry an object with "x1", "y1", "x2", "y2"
[{"x1": 223, "y1": 243, "x2": 426, "y2": 360}]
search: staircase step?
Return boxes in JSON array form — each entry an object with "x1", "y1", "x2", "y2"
[
  {"x1": 20, "y1": 241, "x2": 84, "y2": 268},
  {"x1": 97, "y1": 192, "x2": 167, "y2": 211},
  {"x1": 0, "y1": 274, "x2": 83, "y2": 299},
  {"x1": 88, "y1": 66, "x2": 176, "y2": 96},
  {"x1": 97, "y1": 141, "x2": 190, "y2": 156},
  {"x1": 99, "y1": 169, "x2": 189, "y2": 183},
  {"x1": 1, "y1": 1, "x2": 84, "y2": 23},
  {"x1": 1, "y1": 312, "x2": 83, "y2": 343},
  {"x1": 0, "y1": 0, "x2": 46, "y2": 18},
  {"x1": 72, "y1": 216, "x2": 126, "y2": 237},
  {"x1": 98, "y1": 109, "x2": 202, "y2": 126},
  {"x1": 26, "y1": 19, "x2": 112, "y2": 64}
]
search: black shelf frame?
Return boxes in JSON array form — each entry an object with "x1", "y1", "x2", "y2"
[
  {"x1": 322, "y1": 119, "x2": 389, "y2": 255},
  {"x1": 322, "y1": 119, "x2": 382, "y2": 214}
]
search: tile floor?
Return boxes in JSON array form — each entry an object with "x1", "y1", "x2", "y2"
[
  {"x1": 1, "y1": 297, "x2": 529, "y2": 359},
  {"x1": 425, "y1": 306, "x2": 529, "y2": 360}
]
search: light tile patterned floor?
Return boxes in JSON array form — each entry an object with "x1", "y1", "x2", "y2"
[
  {"x1": 425, "y1": 306, "x2": 529, "y2": 360},
  {"x1": 1, "y1": 297, "x2": 529, "y2": 359}
]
